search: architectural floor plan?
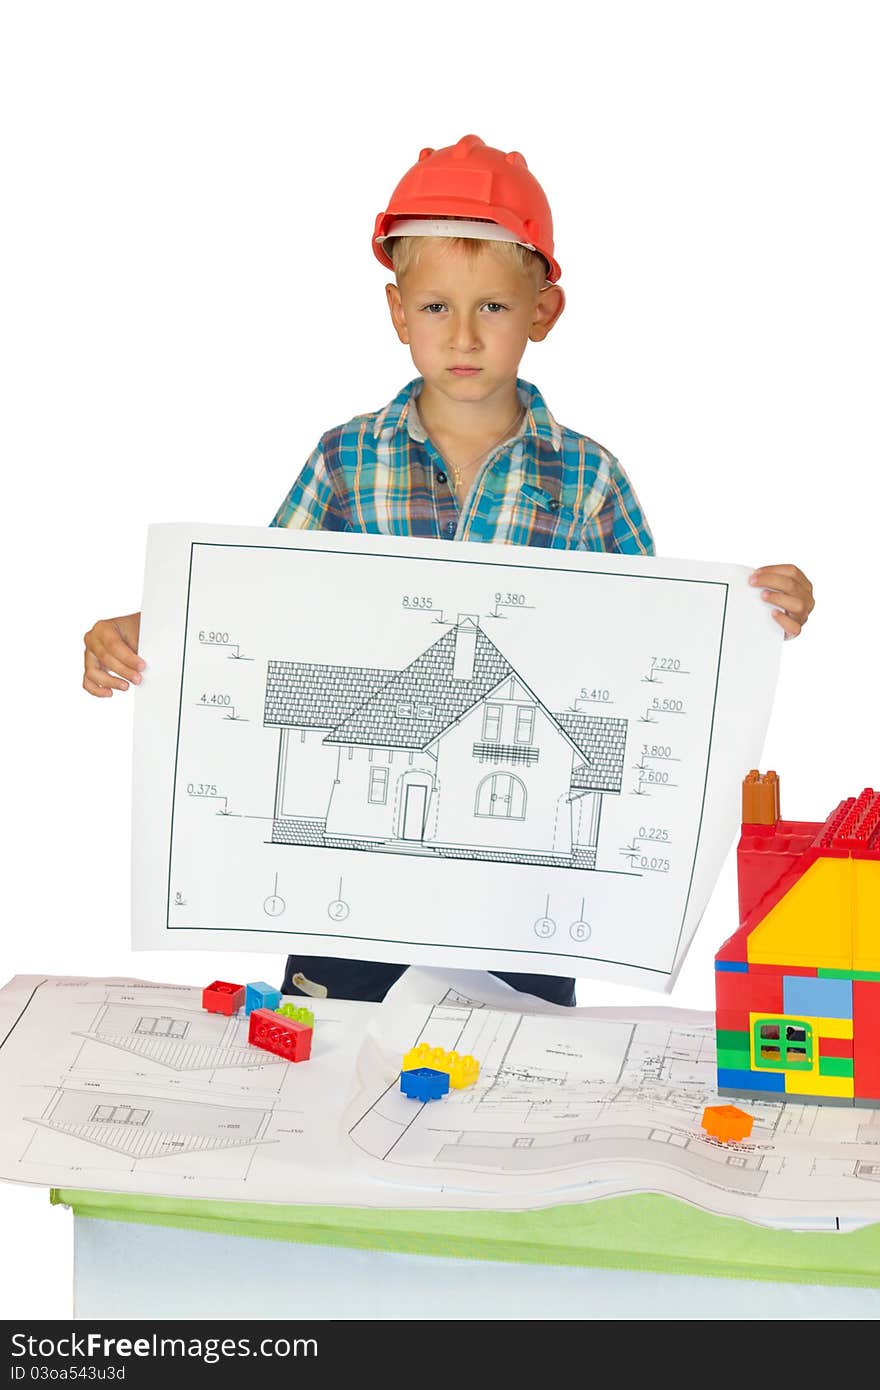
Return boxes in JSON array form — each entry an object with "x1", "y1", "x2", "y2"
[
  {"x1": 132, "y1": 525, "x2": 782, "y2": 990},
  {"x1": 2, "y1": 974, "x2": 880, "y2": 1231}
]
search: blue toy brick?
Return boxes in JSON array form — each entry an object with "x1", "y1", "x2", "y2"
[
  {"x1": 245, "y1": 982, "x2": 283, "y2": 1016},
  {"x1": 782, "y1": 974, "x2": 853, "y2": 1020},
  {"x1": 716, "y1": 961, "x2": 749, "y2": 973},
  {"x1": 717, "y1": 1066, "x2": 785, "y2": 1094},
  {"x1": 400, "y1": 1067, "x2": 450, "y2": 1102}
]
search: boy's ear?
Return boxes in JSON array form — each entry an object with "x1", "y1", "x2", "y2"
[
  {"x1": 386, "y1": 282, "x2": 410, "y2": 345},
  {"x1": 529, "y1": 284, "x2": 565, "y2": 342}
]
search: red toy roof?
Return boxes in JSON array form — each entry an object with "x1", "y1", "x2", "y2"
[
  {"x1": 717, "y1": 785, "x2": 880, "y2": 964},
  {"x1": 813, "y1": 788, "x2": 880, "y2": 856}
]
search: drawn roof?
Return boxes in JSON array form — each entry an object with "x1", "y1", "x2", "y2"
[
  {"x1": 324, "y1": 627, "x2": 513, "y2": 749},
  {"x1": 264, "y1": 662, "x2": 396, "y2": 728},
  {"x1": 264, "y1": 627, "x2": 629, "y2": 791},
  {"x1": 558, "y1": 713, "x2": 628, "y2": 793}
]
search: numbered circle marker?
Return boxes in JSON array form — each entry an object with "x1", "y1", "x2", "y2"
[
  {"x1": 569, "y1": 919, "x2": 592, "y2": 943},
  {"x1": 263, "y1": 894, "x2": 286, "y2": 917},
  {"x1": 533, "y1": 916, "x2": 556, "y2": 939},
  {"x1": 327, "y1": 899, "x2": 350, "y2": 922}
]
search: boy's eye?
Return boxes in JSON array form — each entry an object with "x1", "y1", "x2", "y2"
[{"x1": 419, "y1": 302, "x2": 509, "y2": 314}]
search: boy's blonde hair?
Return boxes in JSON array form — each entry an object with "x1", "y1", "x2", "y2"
[{"x1": 386, "y1": 234, "x2": 549, "y2": 292}]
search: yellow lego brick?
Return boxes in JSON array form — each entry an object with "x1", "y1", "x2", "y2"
[
  {"x1": 747, "y1": 857, "x2": 853, "y2": 971},
  {"x1": 853, "y1": 860, "x2": 880, "y2": 973},
  {"x1": 784, "y1": 1070, "x2": 853, "y2": 1099},
  {"x1": 401, "y1": 1043, "x2": 479, "y2": 1089}
]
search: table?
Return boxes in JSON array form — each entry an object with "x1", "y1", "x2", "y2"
[{"x1": 55, "y1": 1189, "x2": 880, "y2": 1320}]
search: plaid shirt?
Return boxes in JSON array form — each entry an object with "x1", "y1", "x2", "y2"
[{"x1": 270, "y1": 377, "x2": 654, "y2": 554}]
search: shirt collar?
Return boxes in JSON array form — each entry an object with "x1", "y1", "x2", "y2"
[{"x1": 373, "y1": 376, "x2": 563, "y2": 453}]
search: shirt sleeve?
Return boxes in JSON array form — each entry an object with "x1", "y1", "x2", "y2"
[
  {"x1": 600, "y1": 455, "x2": 655, "y2": 556},
  {"x1": 268, "y1": 442, "x2": 350, "y2": 531}
]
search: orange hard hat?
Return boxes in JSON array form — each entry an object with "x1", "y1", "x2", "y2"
[{"x1": 373, "y1": 133, "x2": 561, "y2": 283}]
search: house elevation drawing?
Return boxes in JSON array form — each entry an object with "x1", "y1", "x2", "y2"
[
  {"x1": 131, "y1": 525, "x2": 783, "y2": 988},
  {"x1": 265, "y1": 615, "x2": 626, "y2": 871}
]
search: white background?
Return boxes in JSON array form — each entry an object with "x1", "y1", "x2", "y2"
[{"x1": 1, "y1": 0, "x2": 877, "y2": 1318}]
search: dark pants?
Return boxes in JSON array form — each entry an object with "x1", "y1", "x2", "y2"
[{"x1": 282, "y1": 954, "x2": 576, "y2": 1007}]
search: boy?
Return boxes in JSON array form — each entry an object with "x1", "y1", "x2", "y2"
[{"x1": 83, "y1": 134, "x2": 815, "y2": 1006}]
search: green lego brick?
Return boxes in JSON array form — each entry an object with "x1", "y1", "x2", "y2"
[
  {"x1": 716, "y1": 1046, "x2": 752, "y2": 1071},
  {"x1": 276, "y1": 1004, "x2": 315, "y2": 1027},
  {"x1": 818, "y1": 969, "x2": 880, "y2": 981},
  {"x1": 819, "y1": 1057, "x2": 855, "y2": 1078},
  {"x1": 717, "y1": 1029, "x2": 750, "y2": 1052}
]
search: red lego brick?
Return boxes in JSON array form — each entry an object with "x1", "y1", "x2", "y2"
[
  {"x1": 714, "y1": 970, "x2": 754, "y2": 1014},
  {"x1": 820, "y1": 789, "x2": 880, "y2": 857},
  {"x1": 202, "y1": 980, "x2": 245, "y2": 1015},
  {"x1": 715, "y1": 1009, "x2": 750, "y2": 1034},
  {"x1": 248, "y1": 1007, "x2": 312, "y2": 1062},
  {"x1": 748, "y1": 973, "x2": 785, "y2": 1014},
  {"x1": 854, "y1": 980, "x2": 880, "y2": 1101},
  {"x1": 818, "y1": 1035, "x2": 853, "y2": 1059},
  {"x1": 715, "y1": 969, "x2": 783, "y2": 1016}
]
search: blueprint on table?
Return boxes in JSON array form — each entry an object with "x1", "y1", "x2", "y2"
[
  {"x1": 132, "y1": 524, "x2": 781, "y2": 990},
  {"x1": 2, "y1": 973, "x2": 880, "y2": 1231}
]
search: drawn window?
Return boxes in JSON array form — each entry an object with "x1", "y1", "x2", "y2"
[
  {"x1": 396, "y1": 701, "x2": 413, "y2": 718},
  {"x1": 415, "y1": 702, "x2": 434, "y2": 721},
  {"x1": 475, "y1": 773, "x2": 527, "y2": 820},
  {"x1": 482, "y1": 704, "x2": 503, "y2": 741},
  {"x1": 754, "y1": 1018, "x2": 813, "y2": 1070},
  {"x1": 369, "y1": 767, "x2": 389, "y2": 805},
  {"x1": 90, "y1": 1104, "x2": 151, "y2": 1126},
  {"x1": 135, "y1": 1016, "x2": 188, "y2": 1039},
  {"x1": 515, "y1": 707, "x2": 536, "y2": 744}
]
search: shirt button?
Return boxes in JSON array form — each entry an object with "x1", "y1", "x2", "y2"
[
  {"x1": 445, "y1": 521, "x2": 456, "y2": 535},
  {"x1": 548, "y1": 498, "x2": 560, "y2": 511},
  {"x1": 436, "y1": 471, "x2": 447, "y2": 485}
]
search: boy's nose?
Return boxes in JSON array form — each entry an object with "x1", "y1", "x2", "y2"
[{"x1": 449, "y1": 315, "x2": 481, "y2": 351}]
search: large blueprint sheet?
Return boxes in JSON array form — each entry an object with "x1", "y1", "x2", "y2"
[
  {"x1": 3, "y1": 973, "x2": 879, "y2": 1231},
  {"x1": 132, "y1": 525, "x2": 781, "y2": 988}
]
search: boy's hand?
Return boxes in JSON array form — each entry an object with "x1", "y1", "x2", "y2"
[
  {"x1": 749, "y1": 565, "x2": 815, "y2": 639},
  {"x1": 83, "y1": 612, "x2": 144, "y2": 697}
]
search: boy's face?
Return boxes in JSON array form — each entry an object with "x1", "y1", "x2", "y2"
[{"x1": 385, "y1": 240, "x2": 564, "y2": 408}]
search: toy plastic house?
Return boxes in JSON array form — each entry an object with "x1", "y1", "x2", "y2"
[
  {"x1": 715, "y1": 771, "x2": 880, "y2": 1106},
  {"x1": 202, "y1": 981, "x2": 245, "y2": 1015}
]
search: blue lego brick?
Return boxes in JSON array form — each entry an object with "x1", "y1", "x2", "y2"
[
  {"x1": 717, "y1": 1066, "x2": 785, "y2": 1094},
  {"x1": 400, "y1": 1067, "x2": 450, "y2": 1102},
  {"x1": 782, "y1": 974, "x2": 853, "y2": 1020},
  {"x1": 245, "y1": 982, "x2": 283, "y2": 1016},
  {"x1": 716, "y1": 961, "x2": 749, "y2": 973}
]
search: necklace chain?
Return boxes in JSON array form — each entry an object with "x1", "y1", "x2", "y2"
[{"x1": 440, "y1": 404, "x2": 525, "y2": 491}]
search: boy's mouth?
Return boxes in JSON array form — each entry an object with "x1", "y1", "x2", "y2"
[{"x1": 448, "y1": 366, "x2": 482, "y2": 376}]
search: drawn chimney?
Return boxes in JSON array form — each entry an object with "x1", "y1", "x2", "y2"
[{"x1": 453, "y1": 614, "x2": 479, "y2": 681}]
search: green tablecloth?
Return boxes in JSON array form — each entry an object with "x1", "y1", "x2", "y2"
[{"x1": 51, "y1": 1189, "x2": 880, "y2": 1288}]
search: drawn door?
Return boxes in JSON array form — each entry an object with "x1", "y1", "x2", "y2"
[{"x1": 402, "y1": 784, "x2": 428, "y2": 840}]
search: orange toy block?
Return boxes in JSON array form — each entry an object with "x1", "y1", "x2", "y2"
[{"x1": 701, "y1": 1103, "x2": 754, "y2": 1142}]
